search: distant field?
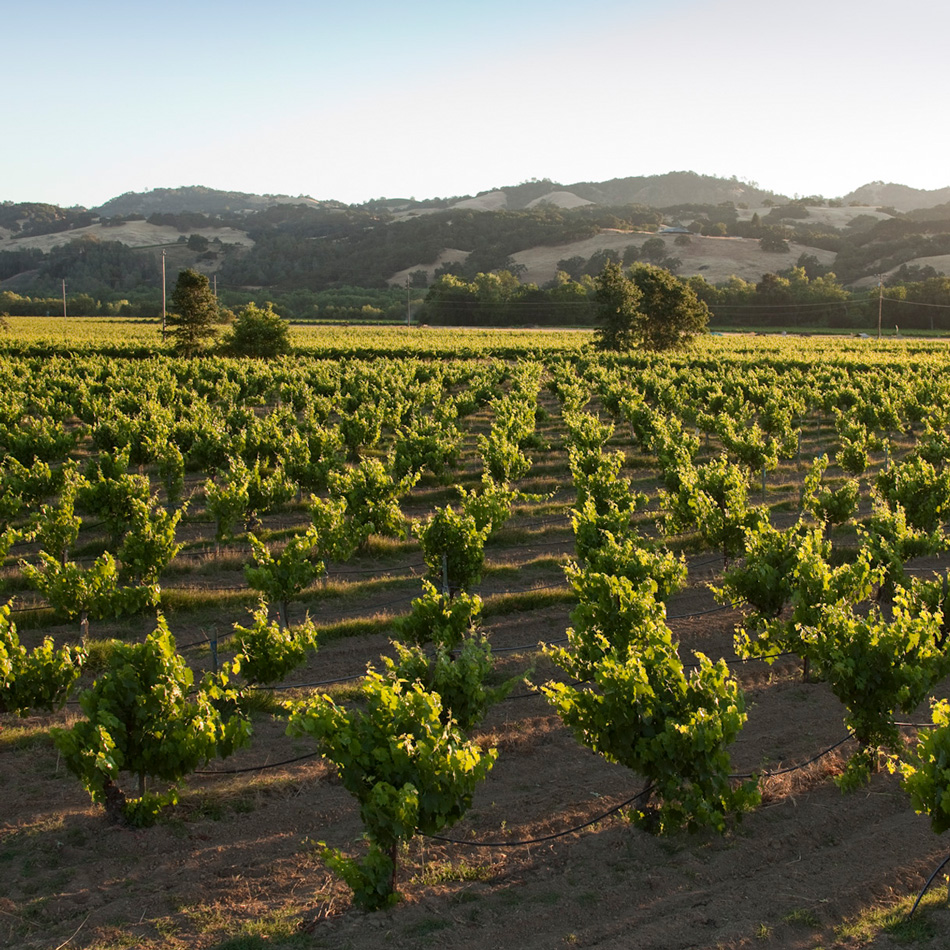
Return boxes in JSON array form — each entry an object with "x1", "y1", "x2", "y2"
[{"x1": 5, "y1": 315, "x2": 950, "y2": 357}]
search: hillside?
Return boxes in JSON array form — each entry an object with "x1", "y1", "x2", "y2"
[
  {"x1": 1, "y1": 174, "x2": 949, "y2": 312},
  {"x1": 94, "y1": 185, "x2": 323, "y2": 217},
  {"x1": 840, "y1": 181, "x2": 950, "y2": 213}
]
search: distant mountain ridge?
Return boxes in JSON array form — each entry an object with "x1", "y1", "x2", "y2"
[
  {"x1": 839, "y1": 182, "x2": 950, "y2": 214},
  {"x1": 93, "y1": 186, "x2": 325, "y2": 217},
  {"x1": 15, "y1": 173, "x2": 947, "y2": 220},
  {"x1": 455, "y1": 174, "x2": 950, "y2": 216}
]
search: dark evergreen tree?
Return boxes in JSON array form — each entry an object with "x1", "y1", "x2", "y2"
[{"x1": 169, "y1": 269, "x2": 219, "y2": 355}]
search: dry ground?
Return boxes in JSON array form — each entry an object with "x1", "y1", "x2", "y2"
[
  {"x1": 3, "y1": 568, "x2": 949, "y2": 950},
  {"x1": 2, "y1": 395, "x2": 950, "y2": 950}
]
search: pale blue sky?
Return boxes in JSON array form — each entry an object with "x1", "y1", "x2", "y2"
[{"x1": 5, "y1": 0, "x2": 949, "y2": 207}]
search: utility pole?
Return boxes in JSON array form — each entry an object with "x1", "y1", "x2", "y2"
[
  {"x1": 62, "y1": 279, "x2": 67, "y2": 318},
  {"x1": 161, "y1": 250, "x2": 167, "y2": 341},
  {"x1": 877, "y1": 274, "x2": 883, "y2": 338},
  {"x1": 406, "y1": 276, "x2": 411, "y2": 327},
  {"x1": 213, "y1": 274, "x2": 217, "y2": 298}
]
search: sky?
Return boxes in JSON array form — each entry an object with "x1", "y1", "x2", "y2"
[{"x1": 5, "y1": 0, "x2": 950, "y2": 208}]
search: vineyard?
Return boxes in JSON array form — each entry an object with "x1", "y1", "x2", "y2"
[{"x1": 3, "y1": 325, "x2": 950, "y2": 948}]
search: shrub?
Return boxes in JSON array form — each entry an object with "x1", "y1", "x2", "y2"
[{"x1": 225, "y1": 302, "x2": 291, "y2": 358}]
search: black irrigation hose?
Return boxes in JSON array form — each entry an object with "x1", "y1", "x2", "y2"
[
  {"x1": 255, "y1": 672, "x2": 366, "y2": 691},
  {"x1": 730, "y1": 733, "x2": 854, "y2": 781},
  {"x1": 176, "y1": 627, "x2": 240, "y2": 652},
  {"x1": 329, "y1": 562, "x2": 425, "y2": 577},
  {"x1": 688, "y1": 555, "x2": 732, "y2": 570},
  {"x1": 477, "y1": 580, "x2": 569, "y2": 597},
  {"x1": 166, "y1": 584, "x2": 247, "y2": 594},
  {"x1": 683, "y1": 650, "x2": 797, "y2": 670},
  {"x1": 422, "y1": 783, "x2": 656, "y2": 849},
  {"x1": 491, "y1": 636, "x2": 570, "y2": 655},
  {"x1": 193, "y1": 750, "x2": 320, "y2": 776},
  {"x1": 491, "y1": 539, "x2": 574, "y2": 552},
  {"x1": 667, "y1": 602, "x2": 732, "y2": 620},
  {"x1": 9, "y1": 603, "x2": 50, "y2": 613},
  {"x1": 907, "y1": 852, "x2": 950, "y2": 918}
]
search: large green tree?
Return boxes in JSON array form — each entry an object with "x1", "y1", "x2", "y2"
[
  {"x1": 593, "y1": 261, "x2": 643, "y2": 351},
  {"x1": 628, "y1": 263, "x2": 710, "y2": 350},
  {"x1": 169, "y1": 269, "x2": 219, "y2": 355}
]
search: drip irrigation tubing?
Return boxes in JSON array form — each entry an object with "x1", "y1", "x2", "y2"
[
  {"x1": 667, "y1": 602, "x2": 732, "y2": 620},
  {"x1": 328, "y1": 563, "x2": 425, "y2": 577},
  {"x1": 730, "y1": 733, "x2": 854, "y2": 780},
  {"x1": 9, "y1": 602, "x2": 51, "y2": 614},
  {"x1": 254, "y1": 671, "x2": 366, "y2": 691},
  {"x1": 422, "y1": 784, "x2": 656, "y2": 849},
  {"x1": 478, "y1": 580, "x2": 569, "y2": 598},
  {"x1": 683, "y1": 650, "x2": 796, "y2": 670},
  {"x1": 194, "y1": 750, "x2": 320, "y2": 776},
  {"x1": 907, "y1": 852, "x2": 950, "y2": 918}
]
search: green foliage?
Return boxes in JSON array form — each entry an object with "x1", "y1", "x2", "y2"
[
  {"x1": 876, "y1": 455, "x2": 950, "y2": 534},
  {"x1": 117, "y1": 497, "x2": 185, "y2": 585},
  {"x1": 224, "y1": 302, "x2": 291, "y2": 358},
  {"x1": 544, "y1": 572, "x2": 758, "y2": 833},
  {"x1": 716, "y1": 415, "x2": 779, "y2": 474},
  {"x1": 720, "y1": 521, "x2": 879, "y2": 665},
  {"x1": 759, "y1": 232, "x2": 790, "y2": 253},
  {"x1": 569, "y1": 444, "x2": 646, "y2": 517},
  {"x1": 51, "y1": 617, "x2": 251, "y2": 824},
  {"x1": 21, "y1": 551, "x2": 159, "y2": 627},
  {"x1": 593, "y1": 261, "x2": 642, "y2": 352},
  {"x1": 204, "y1": 466, "x2": 250, "y2": 543},
  {"x1": 392, "y1": 416, "x2": 461, "y2": 480},
  {"x1": 287, "y1": 671, "x2": 496, "y2": 908},
  {"x1": 457, "y1": 475, "x2": 517, "y2": 534},
  {"x1": 328, "y1": 458, "x2": 417, "y2": 544},
  {"x1": 204, "y1": 458, "x2": 294, "y2": 541},
  {"x1": 803, "y1": 589, "x2": 950, "y2": 787},
  {"x1": 308, "y1": 495, "x2": 363, "y2": 562},
  {"x1": 628, "y1": 263, "x2": 710, "y2": 350},
  {"x1": 413, "y1": 505, "x2": 489, "y2": 594},
  {"x1": 663, "y1": 456, "x2": 765, "y2": 562},
  {"x1": 383, "y1": 636, "x2": 514, "y2": 733},
  {"x1": 834, "y1": 417, "x2": 874, "y2": 476},
  {"x1": 338, "y1": 403, "x2": 384, "y2": 460},
  {"x1": 389, "y1": 579, "x2": 512, "y2": 732},
  {"x1": 859, "y1": 493, "x2": 945, "y2": 598},
  {"x1": 231, "y1": 600, "x2": 318, "y2": 686},
  {"x1": 716, "y1": 521, "x2": 804, "y2": 624},
  {"x1": 244, "y1": 529, "x2": 324, "y2": 628},
  {"x1": 79, "y1": 450, "x2": 152, "y2": 546},
  {"x1": 28, "y1": 476, "x2": 82, "y2": 564},
  {"x1": 801, "y1": 456, "x2": 859, "y2": 529},
  {"x1": 477, "y1": 428, "x2": 532, "y2": 482},
  {"x1": 562, "y1": 408, "x2": 614, "y2": 452},
  {"x1": 580, "y1": 531, "x2": 687, "y2": 603},
  {"x1": 0, "y1": 603, "x2": 85, "y2": 714},
  {"x1": 246, "y1": 459, "x2": 295, "y2": 519},
  {"x1": 392, "y1": 580, "x2": 481, "y2": 651},
  {"x1": 571, "y1": 497, "x2": 637, "y2": 562},
  {"x1": 169, "y1": 269, "x2": 220, "y2": 355},
  {"x1": 898, "y1": 698, "x2": 950, "y2": 834},
  {"x1": 149, "y1": 436, "x2": 186, "y2": 507}
]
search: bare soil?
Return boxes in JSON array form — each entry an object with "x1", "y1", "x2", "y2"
[
  {"x1": 2, "y1": 397, "x2": 950, "y2": 950},
  {"x1": 3, "y1": 555, "x2": 949, "y2": 950}
]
